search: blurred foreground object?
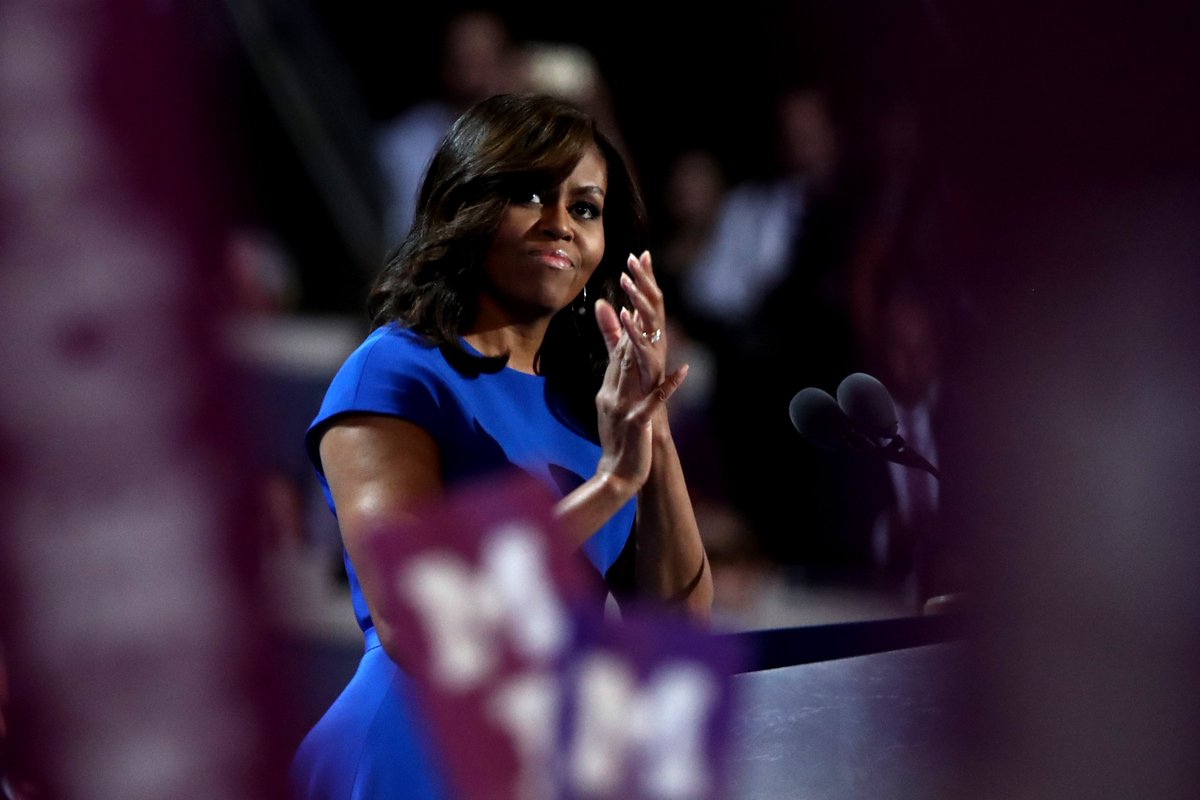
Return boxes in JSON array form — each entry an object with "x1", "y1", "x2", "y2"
[
  {"x1": 360, "y1": 471, "x2": 744, "y2": 800},
  {"x1": 0, "y1": 2, "x2": 287, "y2": 798},
  {"x1": 936, "y1": 2, "x2": 1200, "y2": 797}
]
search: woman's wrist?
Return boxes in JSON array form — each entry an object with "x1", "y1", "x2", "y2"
[
  {"x1": 592, "y1": 467, "x2": 640, "y2": 505},
  {"x1": 649, "y1": 405, "x2": 674, "y2": 445}
]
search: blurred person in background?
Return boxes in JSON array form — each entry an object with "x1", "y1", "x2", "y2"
[
  {"x1": 646, "y1": 146, "x2": 769, "y2": 620},
  {"x1": 866, "y1": 282, "x2": 963, "y2": 609},
  {"x1": 514, "y1": 38, "x2": 637, "y2": 196},
  {"x1": 290, "y1": 93, "x2": 710, "y2": 799},
  {"x1": 839, "y1": 93, "x2": 975, "y2": 609},
  {"x1": 682, "y1": 85, "x2": 841, "y2": 337},
  {"x1": 649, "y1": 145, "x2": 729, "y2": 498},
  {"x1": 680, "y1": 83, "x2": 871, "y2": 572},
  {"x1": 375, "y1": 10, "x2": 520, "y2": 244},
  {"x1": 653, "y1": 147, "x2": 726, "y2": 318},
  {"x1": 516, "y1": 41, "x2": 619, "y2": 143}
]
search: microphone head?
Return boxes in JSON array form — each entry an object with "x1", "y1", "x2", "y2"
[
  {"x1": 789, "y1": 387, "x2": 855, "y2": 451},
  {"x1": 836, "y1": 372, "x2": 899, "y2": 440}
]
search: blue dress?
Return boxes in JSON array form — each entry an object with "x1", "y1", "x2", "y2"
[{"x1": 289, "y1": 325, "x2": 636, "y2": 799}]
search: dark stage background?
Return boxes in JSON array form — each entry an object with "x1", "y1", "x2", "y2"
[{"x1": 220, "y1": 0, "x2": 951, "y2": 315}]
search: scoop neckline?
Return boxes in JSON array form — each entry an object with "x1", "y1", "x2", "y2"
[{"x1": 458, "y1": 336, "x2": 544, "y2": 380}]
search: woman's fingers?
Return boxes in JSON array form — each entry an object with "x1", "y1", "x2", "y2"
[
  {"x1": 594, "y1": 298, "x2": 623, "y2": 355},
  {"x1": 618, "y1": 308, "x2": 661, "y2": 394},
  {"x1": 601, "y1": 327, "x2": 638, "y2": 398},
  {"x1": 620, "y1": 252, "x2": 664, "y2": 342},
  {"x1": 599, "y1": 331, "x2": 687, "y2": 421},
  {"x1": 595, "y1": 357, "x2": 689, "y2": 489},
  {"x1": 654, "y1": 363, "x2": 689, "y2": 405},
  {"x1": 630, "y1": 364, "x2": 689, "y2": 423},
  {"x1": 598, "y1": 250, "x2": 683, "y2": 406}
]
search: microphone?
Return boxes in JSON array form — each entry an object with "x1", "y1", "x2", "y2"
[
  {"x1": 836, "y1": 372, "x2": 943, "y2": 480},
  {"x1": 787, "y1": 387, "x2": 860, "y2": 452},
  {"x1": 789, "y1": 374, "x2": 943, "y2": 481},
  {"x1": 835, "y1": 372, "x2": 898, "y2": 440}
]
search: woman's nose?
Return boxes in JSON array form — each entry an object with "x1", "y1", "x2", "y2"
[{"x1": 539, "y1": 202, "x2": 572, "y2": 240}]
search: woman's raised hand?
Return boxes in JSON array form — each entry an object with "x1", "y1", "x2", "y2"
[
  {"x1": 616, "y1": 251, "x2": 672, "y2": 395},
  {"x1": 591, "y1": 250, "x2": 688, "y2": 490}
]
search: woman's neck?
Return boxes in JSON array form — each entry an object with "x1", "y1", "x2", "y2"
[{"x1": 463, "y1": 321, "x2": 548, "y2": 375}]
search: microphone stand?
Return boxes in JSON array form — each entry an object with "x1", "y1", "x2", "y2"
[
  {"x1": 842, "y1": 429, "x2": 943, "y2": 482},
  {"x1": 880, "y1": 434, "x2": 943, "y2": 481}
]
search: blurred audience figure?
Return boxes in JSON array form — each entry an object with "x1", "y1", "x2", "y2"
[
  {"x1": 515, "y1": 39, "x2": 633, "y2": 175},
  {"x1": 650, "y1": 145, "x2": 727, "y2": 477},
  {"x1": 679, "y1": 83, "x2": 873, "y2": 571},
  {"x1": 646, "y1": 146, "x2": 753, "y2": 599},
  {"x1": 374, "y1": 10, "x2": 520, "y2": 244},
  {"x1": 518, "y1": 43, "x2": 608, "y2": 121},
  {"x1": 840, "y1": 94, "x2": 975, "y2": 607},
  {"x1": 218, "y1": 222, "x2": 359, "y2": 605},
  {"x1": 654, "y1": 147, "x2": 726, "y2": 316},
  {"x1": 682, "y1": 85, "x2": 840, "y2": 334},
  {"x1": 844, "y1": 93, "x2": 973, "y2": 372},
  {"x1": 845, "y1": 96, "x2": 925, "y2": 357},
  {"x1": 867, "y1": 282, "x2": 961, "y2": 608},
  {"x1": 222, "y1": 225, "x2": 302, "y2": 317}
]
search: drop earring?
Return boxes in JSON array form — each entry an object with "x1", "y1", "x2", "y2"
[{"x1": 575, "y1": 284, "x2": 588, "y2": 315}]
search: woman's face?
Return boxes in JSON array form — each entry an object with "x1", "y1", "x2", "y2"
[{"x1": 480, "y1": 146, "x2": 608, "y2": 321}]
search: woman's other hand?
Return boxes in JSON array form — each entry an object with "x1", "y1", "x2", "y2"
[
  {"x1": 616, "y1": 251, "x2": 671, "y2": 395},
  {"x1": 592, "y1": 287, "x2": 687, "y2": 490}
]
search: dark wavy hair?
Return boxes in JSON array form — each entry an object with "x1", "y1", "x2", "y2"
[{"x1": 367, "y1": 92, "x2": 649, "y2": 433}]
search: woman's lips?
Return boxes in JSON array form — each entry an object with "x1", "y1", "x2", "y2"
[{"x1": 531, "y1": 248, "x2": 574, "y2": 270}]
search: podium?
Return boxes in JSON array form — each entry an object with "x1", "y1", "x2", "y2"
[
  {"x1": 726, "y1": 638, "x2": 972, "y2": 799},
  {"x1": 283, "y1": 613, "x2": 974, "y2": 798}
]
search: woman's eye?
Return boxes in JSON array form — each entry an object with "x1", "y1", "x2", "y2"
[
  {"x1": 573, "y1": 202, "x2": 601, "y2": 220},
  {"x1": 511, "y1": 190, "x2": 542, "y2": 205}
]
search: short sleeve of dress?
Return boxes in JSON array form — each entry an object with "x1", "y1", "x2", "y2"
[{"x1": 304, "y1": 326, "x2": 444, "y2": 476}]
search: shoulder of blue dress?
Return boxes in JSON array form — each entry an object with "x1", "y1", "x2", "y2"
[
  {"x1": 336, "y1": 326, "x2": 438, "y2": 387},
  {"x1": 360, "y1": 324, "x2": 440, "y2": 354}
]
